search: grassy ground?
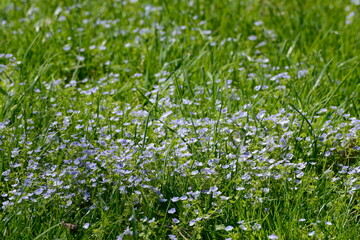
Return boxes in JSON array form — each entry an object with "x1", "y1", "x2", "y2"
[{"x1": 0, "y1": 0, "x2": 359, "y2": 239}]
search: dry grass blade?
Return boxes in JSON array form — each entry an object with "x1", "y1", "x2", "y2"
[{"x1": 61, "y1": 221, "x2": 78, "y2": 234}]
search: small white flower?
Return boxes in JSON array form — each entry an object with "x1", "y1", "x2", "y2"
[
  {"x1": 252, "y1": 223, "x2": 261, "y2": 230},
  {"x1": 308, "y1": 231, "x2": 315, "y2": 236},
  {"x1": 76, "y1": 55, "x2": 85, "y2": 61},
  {"x1": 83, "y1": 223, "x2": 90, "y2": 229},
  {"x1": 168, "y1": 235, "x2": 177, "y2": 240},
  {"x1": 171, "y1": 197, "x2": 179, "y2": 202},
  {"x1": 98, "y1": 45, "x2": 106, "y2": 51},
  {"x1": 168, "y1": 208, "x2": 176, "y2": 214},
  {"x1": 268, "y1": 233, "x2": 279, "y2": 239},
  {"x1": 248, "y1": 35, "x2": 257, "y2": 41},
  {"x1": 224, "y1": 225, "x2": 233, "y2": 231}
]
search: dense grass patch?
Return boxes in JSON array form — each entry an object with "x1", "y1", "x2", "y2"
[{"x1": 0, "y1": 0, "x2": 359, "y2": 239}]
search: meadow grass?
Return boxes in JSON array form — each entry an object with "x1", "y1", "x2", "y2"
[{"x1": 0, "y1": 0, "x2": 359, "y2": 239}]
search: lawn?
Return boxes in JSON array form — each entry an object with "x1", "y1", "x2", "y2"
[{"x1": 0, "y1": 0, "x2": 359, "y2": 239}]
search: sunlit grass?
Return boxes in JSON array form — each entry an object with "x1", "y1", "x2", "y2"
[{"x1": 0, "y1": 0, "x2": 359, "y2": 239}]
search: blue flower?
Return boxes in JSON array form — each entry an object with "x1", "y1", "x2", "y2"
[{"x1": 168, "y1": 208, "x2": 176, "y2": 214}]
